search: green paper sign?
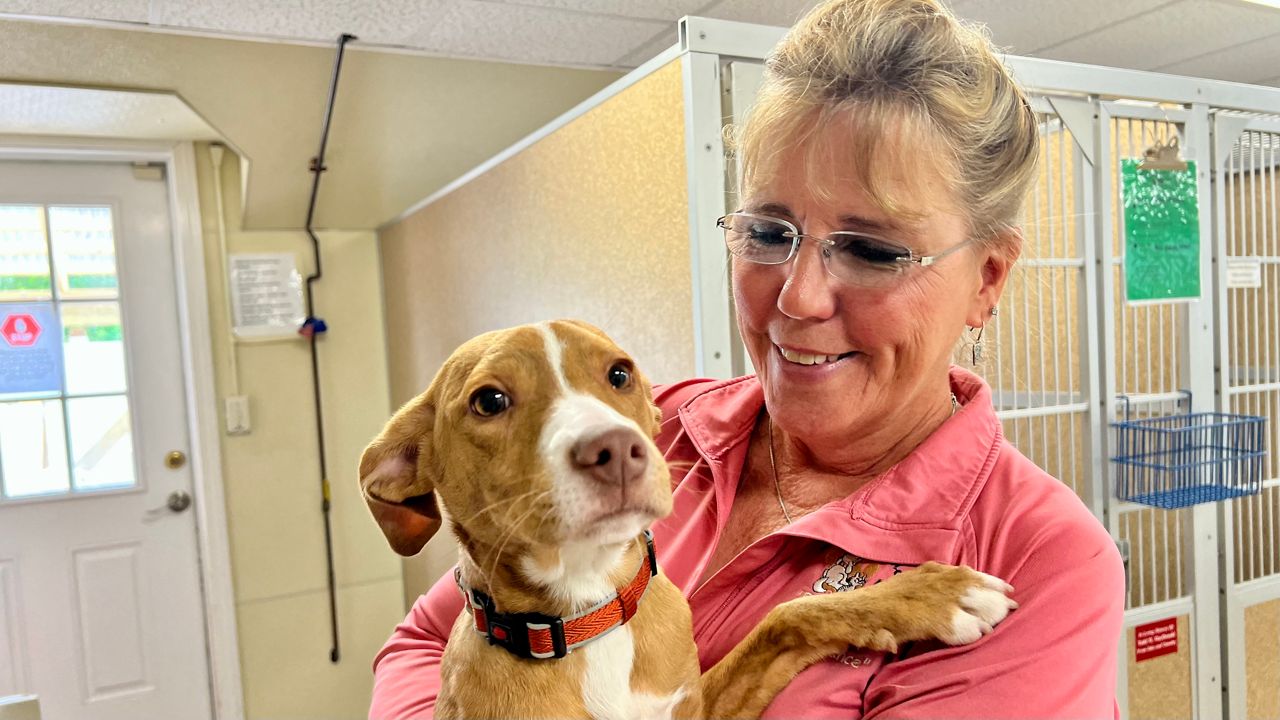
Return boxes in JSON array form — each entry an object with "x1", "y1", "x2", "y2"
[{"x1": 1121, "y1": 159, "x2": 1201, "y2": 302}]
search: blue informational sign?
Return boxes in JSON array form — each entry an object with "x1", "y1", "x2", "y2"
[{"x1": 0, "y1": 302, "x2": 64, "y2": 396}]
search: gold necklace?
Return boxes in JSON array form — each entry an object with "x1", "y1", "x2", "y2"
[
  {"x1": 766, "y1": 393, "x2": 959, "y2": 525},
  {"x1": 768, "y1": 415, "x2": 788, "y2": 520},
  {"x1": 766, "y1": 417, "x2": 793, "y2": 525}
]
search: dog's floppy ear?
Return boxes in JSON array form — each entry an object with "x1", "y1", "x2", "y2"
[{"x1": 359, "y1": 390, "x2": 441, "y2": 556}]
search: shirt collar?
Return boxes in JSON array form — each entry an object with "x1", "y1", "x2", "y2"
[{"x1": 674, "y1": 367, "x2": 1003, "y2": 563}]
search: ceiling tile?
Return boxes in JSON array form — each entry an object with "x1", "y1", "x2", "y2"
[
  {"x1": 950, "y1": 0, "x2": 1170, "y2": 54},
  {"x1": 0, "y1": 0, "x2": 149, "y2": 23},
  {"x1": 1154, "y1": 30, "x2": 1280, "y2": 83},
  {"x1": 1037, "y1": 0, "x2": 1280, "y2": 71},
  {"x1": 11, "y1": 0, "x2": 1279, "y2": 87},
  {"x1": 700, "y1": 0, "x2": 823, "y2": 29},
  {"x1": 613, "y1": 25, "x2": 680, "y2": 67},
  {"x1": 152, "y1": 0, "x2": 445, "y2": 46},
  {"x1": 407, "y1": 0, "x2": 669, "y2": 68},
  {"x1": 489, "y1": 0, "x2": 714, "y2": 22},
  {"x1": 0, "y1": 84, "x2": 221, "y2": 140}
]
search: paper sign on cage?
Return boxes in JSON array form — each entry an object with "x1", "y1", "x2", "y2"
[
  {"x1": 1121, "y1": 158, "x2": 1201, "y2": 303},
  {"x1": 1226, "y1": 257, "x2": 1263, "y2": 289},
  {"x1": 229, "y1": 253, "x2": 305, "y2": 340}
]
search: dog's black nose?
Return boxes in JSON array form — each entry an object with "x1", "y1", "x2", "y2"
[{"x1": 571, "y1": 427, "x2": 648, "y2": 486}]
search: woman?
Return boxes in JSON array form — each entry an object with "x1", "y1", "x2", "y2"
[{"x1": 370, "y1": 0, "x2": 1124, "y2": 716}]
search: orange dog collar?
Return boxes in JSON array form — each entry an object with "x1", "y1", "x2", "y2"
[
  {"x1": 458, "y1": 530, "x2": 660, "y2": 661},
  {"x1": 456, "y1": 530, "x2": 657, "y2": 660}
]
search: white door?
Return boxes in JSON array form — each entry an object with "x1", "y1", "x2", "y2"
[{"x1": 0, "y1": 160, "x2": 212, "y2": 720}]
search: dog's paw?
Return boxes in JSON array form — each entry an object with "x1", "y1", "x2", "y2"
[
  {"x1": 760, "y1": 562, "x2": 1016, "y2": 655},
  {"x1": 936, "y1": 569, "x2": 1017, "y2": 645},
  {"x1": 901, "y1": 563, "x2": 1017, "y2": 646}
]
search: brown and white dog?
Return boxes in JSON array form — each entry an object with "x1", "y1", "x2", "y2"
[{"x1": 360, "y1": 320, "x2": 1016, "y2": 718}]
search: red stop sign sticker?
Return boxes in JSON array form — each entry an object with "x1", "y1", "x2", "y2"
[{"x1": 1, "y1": 313, "x2": 41, "y2": 347}]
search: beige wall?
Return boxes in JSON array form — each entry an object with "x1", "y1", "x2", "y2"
[
  {"x1": 378, "y1": 59, "x2": 694, "y2": 603},
  {"x1": 194, "y1": 144, "x2": 400, "y2": 718},
  {"x1": 0, "y1": 18, "x2": 622, "y2": 230}
]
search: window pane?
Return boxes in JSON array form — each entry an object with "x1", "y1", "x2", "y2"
[
  {"x1": 49, "y1": 206, "x2": 118, "y2": 301},
  {"x1": 0, "y1": 205, "x2": 52, "y2": 302},
  {"x1": 67, "y1": 395, "x2": 135, "y2": 491},
  {"x1": 0, "y1": 399, "x2": 70, "y2": 498},
  {"x1": 62, "y1": 302, "x2": 126, "y2": 396}
]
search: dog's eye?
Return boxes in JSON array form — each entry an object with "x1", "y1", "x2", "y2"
[
  {"x1": 469, "y1": 388, "x2": 511, "y2": 417},
  {"x1": 607, "y1": 363, "x2": 632, "y2": 390}
]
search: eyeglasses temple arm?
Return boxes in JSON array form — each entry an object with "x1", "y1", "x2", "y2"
[{"x1": 912, "y1": 237, "x2": 979, "y2": 266}]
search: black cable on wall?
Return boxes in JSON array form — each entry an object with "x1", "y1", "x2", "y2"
[{"x1": 302, "y1": 31, "x2": 356, "y2": 664}]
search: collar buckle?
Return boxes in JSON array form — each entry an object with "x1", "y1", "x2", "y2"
[
  {"x1": 643, "y1": 529, "x2": 657, "y2": 578},
  {"x1": 466, "y1": 583, "x2": 568, "y2": 659}
]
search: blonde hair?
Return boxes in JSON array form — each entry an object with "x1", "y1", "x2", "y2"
[{"x1": 734, "y1": 0, "x2": 1040, "y2": 241}]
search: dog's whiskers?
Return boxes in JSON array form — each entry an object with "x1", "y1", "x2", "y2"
[
  {"x1": 530, "y1": 503, "x2": 555, "y2": 551},
  {"x1": 458, "y1": 488, "x2": 547, "y2": 525},
  {"x1": 485, "y1": 499, "x2": 545, "y2": 590},
  {"x1": 482, "y1": 490, "x2": 552, "y2": 593}
]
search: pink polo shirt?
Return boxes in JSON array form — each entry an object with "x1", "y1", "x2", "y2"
[{"x1": 369, "y1": 367, "x2": 1124, "y2": 719}]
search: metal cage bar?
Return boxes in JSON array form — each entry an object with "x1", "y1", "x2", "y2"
[{"x1": 969, "y1": 110, "x2": 1092, "y2": 501}]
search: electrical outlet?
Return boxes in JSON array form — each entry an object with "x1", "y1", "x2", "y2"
[{"x1": 225, "y1": 395, "x2": 251, "y2": 435}]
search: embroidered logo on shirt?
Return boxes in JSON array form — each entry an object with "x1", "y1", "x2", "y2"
[
  {"x1": 833, "y1": 651, "x2": 876, "y2": 667},
  {"x1": 813, "y1": 553, "x2": 878, "y2": 593}
]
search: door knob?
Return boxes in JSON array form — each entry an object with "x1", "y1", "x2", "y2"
[
  {"x1": 148, "y1": 490, "x2": 192, "y2": 516},
  {"x1": 165, "y1": 450, "x2": 187, "y2": 469}
]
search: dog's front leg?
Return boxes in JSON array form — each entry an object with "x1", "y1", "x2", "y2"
[{"x1": 698, "y1": 562, "x2": 1016, "y2": 718}]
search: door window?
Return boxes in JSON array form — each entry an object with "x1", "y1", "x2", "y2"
[{"x1": 0, "y1": 204, "x2": 136, "y2": 499}]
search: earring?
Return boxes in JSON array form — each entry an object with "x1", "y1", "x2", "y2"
[
  {"x1": 990, "y1": 306, "x2": 999, "y2": 317},
  {"x1": 970, "y1": 324, "x2": 986, "y2": 365}
]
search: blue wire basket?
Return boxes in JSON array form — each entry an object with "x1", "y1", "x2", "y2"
[{"x1": 1111, "y1": 394, "x2": 1267, "y2": 510}]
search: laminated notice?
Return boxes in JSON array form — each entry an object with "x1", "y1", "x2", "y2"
[{"x1": 1121, "y1": 159, "x2": 1201, "y2": 303}]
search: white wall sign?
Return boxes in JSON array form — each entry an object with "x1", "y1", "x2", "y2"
[{"x1": 228, "y1": 253, "x2": 305, "y2": 339}]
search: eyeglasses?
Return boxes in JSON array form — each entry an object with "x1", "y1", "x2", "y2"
[{"x1": 716, "y1": 212, "x2": 975, "y2": 287}]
